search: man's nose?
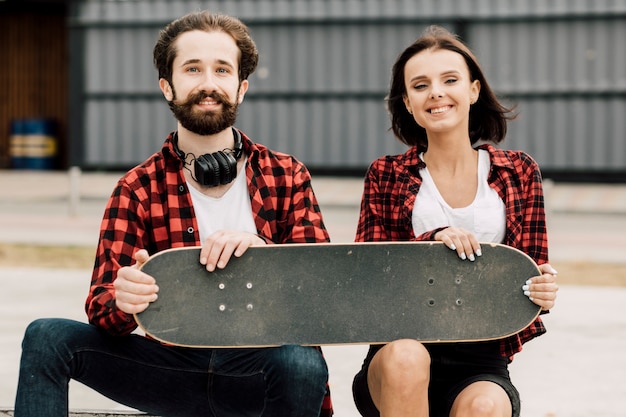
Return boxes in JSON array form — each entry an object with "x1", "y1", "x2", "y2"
[{"x1": 198, "y1": 72, "x2": 219, "y2": 92}]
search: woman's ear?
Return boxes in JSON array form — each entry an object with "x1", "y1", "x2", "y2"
[
  {"x1": 159, "y1": 78, "x2": 174, "y2": 102},
  {"x1": 403, "y1": 95, "x2": 413, "y2": 114},
  {"x1": 470, "y1": 79, "x2": 481, "y2": 104}
]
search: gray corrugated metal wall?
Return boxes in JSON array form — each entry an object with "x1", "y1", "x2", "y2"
[{"x1": 69, "y1": 0, "x2": 626, "y2": 176}]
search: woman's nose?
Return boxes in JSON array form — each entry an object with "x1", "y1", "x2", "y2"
[{"x1": 430, "y1": 85, "x2": 443, "y2": 99}]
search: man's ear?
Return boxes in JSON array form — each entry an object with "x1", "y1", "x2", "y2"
[
  {"x1": 159, "y1": 78, "x2": 174, "y2": 101},
  {"x1": 237, "y1": 79, "x2": 249, "y2": 104}
]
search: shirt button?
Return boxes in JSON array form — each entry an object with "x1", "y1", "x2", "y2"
[
  {"x1": 179, "y1": 185, "x2": 185, "y2": 193},
  {"x1": 187, "y1": 227, "x2": 194, "y2": 234}
]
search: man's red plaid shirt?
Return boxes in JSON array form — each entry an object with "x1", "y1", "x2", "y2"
[{"x1": 85, "y1": 130, "x2": 333, "y2": 416}]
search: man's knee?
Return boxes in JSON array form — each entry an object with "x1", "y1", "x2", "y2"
[
  {"x1": 23, "y1": 319, "x2": 63, "y2": 348},
  {"x1": 272, "y1": 345, "x2": 328, "y2": 383},
  {"x1": 22, "y1": 318, "x2": 89, "y2": 358}
]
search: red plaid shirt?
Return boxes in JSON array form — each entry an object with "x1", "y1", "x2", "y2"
[
  {"x1": 86, "y1": 130, "x2": 333, "y2": 415},
  {"x1": 356, "y1": 144, "x2": 549, "y2": 360}
]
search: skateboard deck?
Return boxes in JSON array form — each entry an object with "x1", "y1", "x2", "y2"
[{"x1": 134, "y1": 242, "x2": 541, "y2": 347}]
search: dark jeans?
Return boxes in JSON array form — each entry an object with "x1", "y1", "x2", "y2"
[{"x1": 14, "y1": 318, "x2": 328, "y2": 417}]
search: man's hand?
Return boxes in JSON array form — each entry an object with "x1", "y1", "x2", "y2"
[
  {"x1": 199, "y1": 230, "x2": 267, "y2": 272},
  {"x1": 114, "y1": 249, "x2": 159, "y2": 314}
]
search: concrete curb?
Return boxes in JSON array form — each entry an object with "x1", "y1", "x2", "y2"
[{"x1": 0, "y1": 409, "x2": 153, "y2": 417}]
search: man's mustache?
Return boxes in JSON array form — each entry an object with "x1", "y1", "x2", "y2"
[{"x1": 189, "y1": 91, "x2": 229, "y2": 106}]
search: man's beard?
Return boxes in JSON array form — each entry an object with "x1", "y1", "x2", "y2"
[{"x1": 168, "y1": 88, "x2": 239, "y2": 136}]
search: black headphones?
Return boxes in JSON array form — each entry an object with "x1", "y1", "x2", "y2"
[{"x1": 174, "y1": 128, "x2": 244, "y2": 187}]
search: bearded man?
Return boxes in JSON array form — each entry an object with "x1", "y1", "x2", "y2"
[{"x1": 14, "y1": 11, "x2": 333, "y2": 417}]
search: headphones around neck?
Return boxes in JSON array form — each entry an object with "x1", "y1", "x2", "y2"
[{"x1": 174, "y1": 128, "x2": 244, "y2": 187}]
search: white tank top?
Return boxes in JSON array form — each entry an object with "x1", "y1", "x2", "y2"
[
  {"x1": 187, "y1": 159, "x2": 257, "y2": 243},
  {"x1": 412, "y1": 149, "x2": 506, "y2": 243}
]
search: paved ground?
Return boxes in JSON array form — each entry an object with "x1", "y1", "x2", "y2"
[{"x1": 1, "y1": 169, "x2": 625, "y2": 416}]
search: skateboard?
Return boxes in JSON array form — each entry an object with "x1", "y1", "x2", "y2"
[{"x1": 134, "y1": 242, "x2": 541, "y2": 347}]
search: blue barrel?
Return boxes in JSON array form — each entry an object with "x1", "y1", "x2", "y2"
[{"x1": 9, "y1": 118, "x2": 58, "y2": 170}]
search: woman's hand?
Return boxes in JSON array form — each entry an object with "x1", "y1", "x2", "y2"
[
  {"x1": 523, "y1": 263, "x2": 559, "y2": 311},
  {"x1": 434, "y1": 227, "x2": 482, "y2": 261}
]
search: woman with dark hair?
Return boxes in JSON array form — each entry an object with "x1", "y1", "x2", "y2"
[{"x1": 352, "y1": 26, "x2": 559, "y2": 417}]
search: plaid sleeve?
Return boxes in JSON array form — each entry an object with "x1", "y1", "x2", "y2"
[
  {"x1": 356, "y1": 161, "x2": 388, "y2": 242},
  {"x1": 284, "y1": 161, "x2": 330, "y2": 243},
  {"x1": 356, "y1": 156, "x2": 418, "y2": 243},
  {"x1": 518, "y1": 153, "x2": 549, "y2": 265},
  {"x1": 85, "y1": 145, "x2": 199, "y2": 336},
  {"x1": 85, "y1": 178, "x2": 148, "y2": 335},
  {"x1": 493, "y1": 149, "x2": 549, "y2": 265},
  {"x1": 248, "y1": 146, "x2": 330, "y2": 244}
]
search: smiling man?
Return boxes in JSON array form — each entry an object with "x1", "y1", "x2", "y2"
[{"x1": 14, "y1": 11, "x2": 333, "y2": 417}]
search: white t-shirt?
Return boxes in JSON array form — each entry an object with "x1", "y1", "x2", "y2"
[
  {"x1": 412, "y1": 149, "x2": 506, "y2": 243},
  {"x1": 187, "y1": 159, "x2": 257, "y2": 243}
]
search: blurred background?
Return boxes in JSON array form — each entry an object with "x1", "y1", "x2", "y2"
[
  {"x1": 0, "y1": 0, "x2": 625, "y2": 181},
  {"x1": 1, "y1": 2, "x2": 626, "y2": 415}
]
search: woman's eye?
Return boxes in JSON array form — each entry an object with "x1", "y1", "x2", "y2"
[
  {"x1": 445, "y1": 78, "x2": 458, "y2": 84},
  {"x1": 414, "y1": 84, "x2": 427, "y2": 90}
]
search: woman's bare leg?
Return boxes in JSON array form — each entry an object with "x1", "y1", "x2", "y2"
[
  {"x1": 366, "y1": 339, "x2": 431, "y2": 417},
  {"x1": 450, "y1": 381, "x2": 512, "y2": 417}
]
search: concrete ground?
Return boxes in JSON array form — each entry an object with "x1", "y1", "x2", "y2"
[{"x1": 1, "y1": 170, "x2": 625, "y2": 416}]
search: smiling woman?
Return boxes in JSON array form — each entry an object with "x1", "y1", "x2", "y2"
[
  {"x1": 402, "y1": 49, "x2": 480, "y2": 139},
  {"x1": 351, "y1": 25, "x2": 559, "y2": 417}
]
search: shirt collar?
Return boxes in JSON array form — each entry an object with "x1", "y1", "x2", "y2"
[{"x1": 477, "y1": 143, "x2": 516, "y2": 170}]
